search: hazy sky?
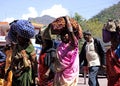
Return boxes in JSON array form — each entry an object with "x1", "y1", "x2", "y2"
[{"x1": 0, "y1": 0, "x2": 119, "y2": 22}]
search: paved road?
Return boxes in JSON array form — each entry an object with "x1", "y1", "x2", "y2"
[{"x1": 77, "y1": 76, "x2": 107, "y2": 86}]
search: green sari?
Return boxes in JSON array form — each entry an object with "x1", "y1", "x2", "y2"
[{"x1": 10, "y1": 43, "x2": 36, "y2": 86}]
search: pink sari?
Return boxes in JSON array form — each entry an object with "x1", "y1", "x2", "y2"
[{"x1": 54, "y1": 40, "x2": 79, "y2": 86}]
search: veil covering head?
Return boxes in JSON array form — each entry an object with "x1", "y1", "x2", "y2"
[{"x1": 7, "y1": 20, "x2": 35, "y2": 43}]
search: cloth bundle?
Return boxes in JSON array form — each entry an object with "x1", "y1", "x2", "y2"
[
  {"x1": 41, "y1": 25, "x2": 57, "y2": 40},
  {"x1": 102, "y1": 19, "x2": 120, "y2": 43},
  {"x1": 7, "y1": 20, "x2": 35, "y2": 43},
  {"x1": 105, "y1": 19, "x2": 116, "y2": 32},
  {"x1": 49, "y1": 16, "x2": 83, "y2": 39}
]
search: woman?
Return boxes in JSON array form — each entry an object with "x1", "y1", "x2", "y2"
[
  {"x1": 38, "y1": 38, "x2": 56, "y2": 86},
  {"x1": 106, "y1": 31, "x2": 120, "y2": 86},
  {"x1": 35, "y1": 27, "x2": 56, "y2": 86},
  {"x1": 53, "y1": 16, "x2": 80, "y2": 86},
  {"x1": 5, "y1": 20, "x2": 38, "y2": 86}
]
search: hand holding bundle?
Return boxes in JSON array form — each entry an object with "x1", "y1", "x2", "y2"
[
  {"x1": 65, "y1": 16, "x2": 73, "y2": 32},
  {"x1": 49, "y1": 16, "x2": 83, "y2": 39}
]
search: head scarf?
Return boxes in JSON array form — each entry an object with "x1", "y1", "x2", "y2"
[
  {"x1": 106, "y1": 19, "x2": 116, "y2": 32},
  {"x1": 7, "y1": 20, "x2": 35, "y2": 42}
]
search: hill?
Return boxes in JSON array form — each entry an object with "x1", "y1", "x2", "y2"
[
  {"x1": 28, "y1": 15, "x2": 56, "y2": 25},
  {"x1": 91, "y1": 1, "x2": 120, "y2": 23}
]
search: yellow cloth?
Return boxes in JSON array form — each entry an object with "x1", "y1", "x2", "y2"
[
  {"x1": 4, "y1": 49, "x2": 12, "y2": 86},
  {"x1": 0, "y1": 78, "x2": 4, "y2": 86},
  {"x1": 4, "y1": 71, "x2": 12, "y2": 86}
]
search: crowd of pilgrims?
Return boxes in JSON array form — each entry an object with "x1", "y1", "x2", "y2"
[{"x1": 0, "y1": 16, "x2": 120, "y2": 86}]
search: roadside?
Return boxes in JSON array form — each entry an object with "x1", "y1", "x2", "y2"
[{"x1": 78, "y1": 74, "x2": 107, "y2": 86}]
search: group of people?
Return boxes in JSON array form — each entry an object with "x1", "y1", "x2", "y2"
[
  {"x1": 0, "y1": 16, "x2": 119, "y2": 86},
  {"x1": 0, "y1": 16, "x2": 80, "y2": 86},
  {"x1": 79, "y1": 19, "x2": 120, "y2": 86},
  {"x1": 37, "y1": 16, "x2": 80, "y2": 86}
]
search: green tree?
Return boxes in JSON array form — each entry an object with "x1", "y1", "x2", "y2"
[
  {"x1": 86, "y1": 18, "x2": 103, "y2": 39},
  {"x1": 73, "y1": 12, "x2": 87, "y2": 31}
]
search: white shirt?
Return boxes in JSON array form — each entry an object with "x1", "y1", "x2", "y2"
[{"x1": 86, "y1": 38, "x2": 100, "y2": 67}]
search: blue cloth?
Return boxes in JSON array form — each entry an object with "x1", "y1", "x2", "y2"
[
  {"x1": 53, "y1": 40, "x2": 61, "y2": 49},
  {"x1": 115, "y1": 44, "x2": 120, "y2": 59},
  {"x1": 0, "y1": 51, "x2": 6, "y2": 62},
  {"x1": 88, "y1": 66, "x2": 100, "y2": 86},
  {"x1": 8, "y1": 20, "x2": 35, "y2": 42}
]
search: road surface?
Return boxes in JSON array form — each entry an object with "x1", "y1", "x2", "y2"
[{"x1": 77, "y1": 75, "x2": 107, "y2": 86}]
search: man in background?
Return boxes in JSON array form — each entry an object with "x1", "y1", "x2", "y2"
[{"x1": 79, "y1": 30, "x2": 106, "y2": 86}]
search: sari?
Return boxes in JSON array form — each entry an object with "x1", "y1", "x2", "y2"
[
  {"x1": 38, "y1": 48, "x2": 55, "y2": 86},
  {"x1": 54, "y1": 40, "x2": 79, "y2": 86},
  {"x1": 5, "y1": 43, "x2": 36, "y2": 86},
  {"x1": 106, "y1": 47, "x2": 120, "y2": 86}
]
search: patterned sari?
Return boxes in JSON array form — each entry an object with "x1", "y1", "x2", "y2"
[
  {"x1": 54, "y1": 40, "x2": 79, "y2": 86},
  {"x1": 5, "y1": 43, "x2": 36, "y2": 86}
]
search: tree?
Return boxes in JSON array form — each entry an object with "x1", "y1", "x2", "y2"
[
  {"x1": 86, "y1": 18, "x2": 103, "y2": 39},
  {"x1": 73, "y1": 12, "x2": 87, "y2": 31}
]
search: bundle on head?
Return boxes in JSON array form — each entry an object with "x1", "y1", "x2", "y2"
[
  {"x1": 115, "y1": 19, "x2": 120, "y2": 32},
  {"x1": 49, "y1": 16, "x2": 83, "y2": 39},
  {"x1": 105, "y1": 19, "x2": 116, "y2": 32},
  {"x1": 102, "y1": 19, "x2": 120, "y2": 43}
]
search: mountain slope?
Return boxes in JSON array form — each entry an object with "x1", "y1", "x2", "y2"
[
  {"x1": 28, "y1": 15, "x2": 56, "y2": 25},
  {"x1": 91, "y1": 2, "x2": 120, "y2": 23}
]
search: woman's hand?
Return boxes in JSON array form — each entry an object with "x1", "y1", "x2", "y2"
[
  {"x1": 65, "y1": 16, "x2": 77, "y2": 47},
  {"x1": 35, "y1": 77, "x2": 39, "y2": 85},
  {"x1": 21, "y1": 50, "x2": 31, "y2": 67},
  {"x1": 65, "y1": 16, "x2": 73, "y2": 32},
  {"x1": 21, "y1": 50, "x2": 27, "y2": 58}
]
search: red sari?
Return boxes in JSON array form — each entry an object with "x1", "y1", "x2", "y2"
[
  {"x1": 38, "y1": 52, "x2": 54, "y2": 86},
  {"x1": 106, "y1": 48, "x2": 120, "y2": 86}
]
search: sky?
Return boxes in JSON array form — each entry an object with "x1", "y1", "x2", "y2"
[{"x1": 0, "y1": 0, "x2": 119, "y2": 23}]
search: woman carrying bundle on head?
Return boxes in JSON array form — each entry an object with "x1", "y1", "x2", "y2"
[
  {"x1": 102, "y1": 19, "x2": 120, "y2": 86},
  {"x1": 4, "y1": 20, "x2": 39, "y2": 86},
  {"x1": 50, "y1": 16, "x2": 83, "y2": 86},
  {"x1": 35, "y1": 25, "x2": 58, "y2": 86}
]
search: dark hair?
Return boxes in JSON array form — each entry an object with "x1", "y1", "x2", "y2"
[
  {"x1": 3, "y1": 44, "x2": 12, "y2": 52},
  {"x1": 111, "y1": 32, "x2": 117, "y2": 40},
  {"x1": 60, "y1": 29, "x2": 68, "y2": 35},
  {"x1": 9, "y1": 20, "x2": 18, "y2": 25},
  {"x1": 45, "y1": 39, "x2": 53, "y2": 48},
  {"x1": 83, "y1": 30, "x2": 91, "y2": 35},
  {"x1": 35, "y1": 31, "x2": 43, "y2": 44}
]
